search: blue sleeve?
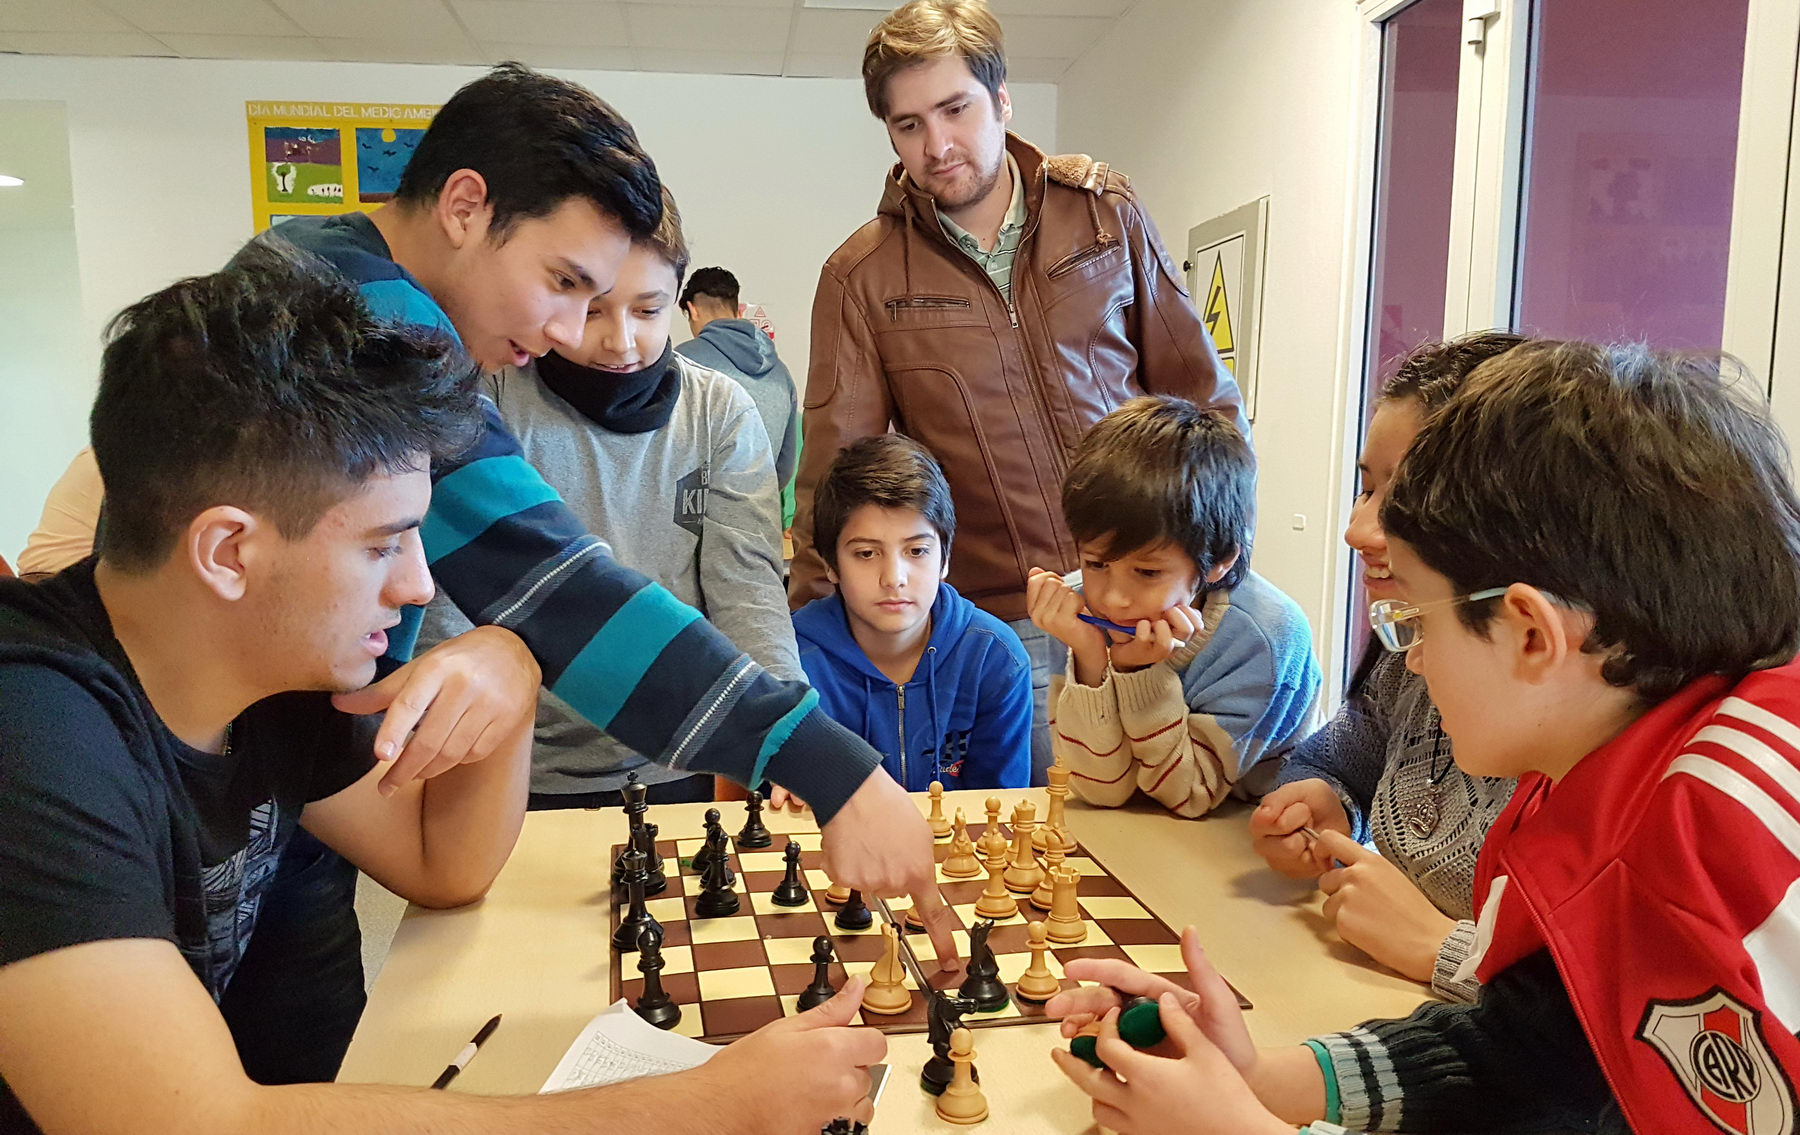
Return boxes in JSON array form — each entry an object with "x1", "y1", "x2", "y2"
[
  {"x1": 1183, "y1": 613, "x2": 1321, "y2": 782},
  {"x1": 961, "y1": 630, "x2": 1033, "y2": 790},
  {"x1": 418, "y1": 396, "x2": 880, "y2": 822}
]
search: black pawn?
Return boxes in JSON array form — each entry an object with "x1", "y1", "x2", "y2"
[
  {"x1": 736, "y1": 790, "x2": 773, "y2": 848},
  {"x1": 772, "y1": 840, "x2": 809, "y2": 907},
  {"x1": 633, "y1": 924, "x2": 681, "y2": 1030},
  {"x1": 795, "y1": 935, "x2": 838, "y2": 1011},
  {"x1": 640, "y1": 823, "x2": 667, "y2": 896},
  {"x1": 692, "y1": 807, "x2": 723, "y2": 874},
  {"x1": 833, "y1": 888, "x2": 872, "y2": 931},
  {"x1": 920, "y1": 990, "x2": 978, "y2": 1095},
  {"x1": 957, "y1": 919, "x2": 1009, "y2": 1012},
  {"x1": 611, "y1": 845, "x2": 661, "y2": 951},
  {"x1": 694, "y1": 847, "x2": 740, "y2": 918}
]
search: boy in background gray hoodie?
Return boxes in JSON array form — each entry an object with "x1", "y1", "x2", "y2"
[{"x1": 678, "y1": 267, "x2": 801, "y2": 526}]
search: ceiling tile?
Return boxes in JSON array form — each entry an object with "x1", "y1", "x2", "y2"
[
  {"x1": 1005, "y1": 55, "x2": 1073, "y2": 82},
  {"x1": 0, "y1": 0, "x2": 133, "y2": 33},
  {"x1": 788, "y1": 8, "x2": 874, "y2": 57},
  {"x1": 990, "y1": 0, "x2": 1130, "y2": 16},
  {"x1": 998, "y1": 14, "x2": 1112, "y2": 61},
  {"x1": 634, "y1": 47, "x2": 783, "y2": 75},
  {"x1": 481, "y1": 41, "x2": 635, "y2": 69},
  {"x1": 453, "y1": 0, "x2": 627, "y2": 47},
  {"x1": 630, "y1": 0, "x2": 791, "y2": 5},
  {"x1": 273, "y1": 0, "x2": 469, "y2": 40},
  {"x1": 2, "y1": 29, "x2": 175, "y2": 54},
  {"x1": 312, "y1": 33, "x2": 487, "y2": 64},
  {"x1": 95, "y1": 0, "x2": 301, "y2": 36},
  {"x1": 156, "y1": 32, "x2": 329, "y2": 60},
  {"x1": 623, "y1": 4, "x2": 787, "y2": 53},
  {"x1": 782, "y1": 50, "x2": 860, "y2": 79}
]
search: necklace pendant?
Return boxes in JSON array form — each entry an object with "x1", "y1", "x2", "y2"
[{"x1": 1405, "y1": 796, "x2": 1440, "y2": 840}]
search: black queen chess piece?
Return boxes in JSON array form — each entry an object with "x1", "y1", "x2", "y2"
[
  {"x1": 632, "y1": 924, "x2": 681, "y2": 1030},
  {"x1": 736, "y1": 789, "x2": 773, "y2": 848},
  {"x1": 772, "y1": 840, "x2": 809, "y2": 907}
]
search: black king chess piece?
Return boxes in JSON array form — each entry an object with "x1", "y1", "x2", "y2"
[
  {"x1": 771, "y1": 840, "x2": 809, "y2": 907},
  {"x1": 957, "y1": 919, "x2": 1009, "y2": 1012},
  {"x1": 795, "y1": 935, "x2": 838, "y2": 1011},
  {"x1": 611, "y1": 842, "x2": 661, "y2": 951},
  {"x1": 632, "y1": 924, "x2": 681, "y2": 1030},
  {"x1": 736, "y1": 790, "x2": 773, "y2": 848},
  {"x1": 920, "y1": 990, "x2": 980, "y2": 1095},
  {"x1": 833, "y1": 888, "x2": 872, "y2": 931},
  {"x1": 613, "y1": 772, "x2": 649, "y2": 888}
]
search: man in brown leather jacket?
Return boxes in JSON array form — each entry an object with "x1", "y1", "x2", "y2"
[{"x1": 789, "y1": 0, "x2": 1246, "y2": 780}]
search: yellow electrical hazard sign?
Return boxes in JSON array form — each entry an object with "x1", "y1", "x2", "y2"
[{"x1": 1204, "y1": 255, "x2": 1236, "y2": 373}]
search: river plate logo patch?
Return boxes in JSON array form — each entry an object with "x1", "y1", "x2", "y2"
[{"x1": 1637, "y1": 988, "x2": 1795, "y2": 1135}]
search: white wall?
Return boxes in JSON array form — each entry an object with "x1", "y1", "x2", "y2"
[
  {"x1": 1058, "y1": 0, "x2": 1364, "y2": 660},
  {"x1": 0, "y1": 56, "x2": 1057, "y2": 555}
]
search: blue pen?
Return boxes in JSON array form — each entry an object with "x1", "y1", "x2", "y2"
[{"x1": 1077, "y1": 612, "x2": 1186, "y2": 649}]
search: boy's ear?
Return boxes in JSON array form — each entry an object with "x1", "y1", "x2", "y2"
[
  {"x1": 1204, "y1": 548, "x2": 1241, "y2": 584},
  {"x1": 435, "y1": 169, "x2": 494, "y2": 250},
  {"x1": 1502, "y1": 584, "x2": 1588, "y2": 684},
  {"x1": 186, "y1": 505, "x2": 261, "y2": 602}
]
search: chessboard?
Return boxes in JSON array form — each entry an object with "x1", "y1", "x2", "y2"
[{"x1": 609, "y1": 806, "x2": 1249, "y2": 1044}]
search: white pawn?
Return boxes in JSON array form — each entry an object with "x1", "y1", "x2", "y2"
[{"x1": 935, "y1": 1027, "x2": 989, "y2": 1125}]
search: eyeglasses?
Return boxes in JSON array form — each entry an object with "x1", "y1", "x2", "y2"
[{"x1": 1368, "y1": 588, "x2": 1509, "y2": 652}]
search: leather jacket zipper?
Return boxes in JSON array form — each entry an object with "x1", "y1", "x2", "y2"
[
  {"x1": 885, "y1": 295, "x2": 972, "y2": 320},
  {"x1": 1046, "y1": 234, "x2": 1120, "y2": 280}
]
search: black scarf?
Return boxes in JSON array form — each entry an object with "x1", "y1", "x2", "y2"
[{"x1": 535, "y1": 341, "x2": 679, "y2": 433}]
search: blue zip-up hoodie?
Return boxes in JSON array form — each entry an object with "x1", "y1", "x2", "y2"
[{"x1": 793, "y1": 583, "x2": 1032, "y2": 792}]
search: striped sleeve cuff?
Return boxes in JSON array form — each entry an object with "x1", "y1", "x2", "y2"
[
  {"x1": 1311, "y1": 1026, "x2": 1401, "y2": 1132},
  {"x1": 1430, "y1": 919, "x2": 1483, "y2": 1004},
  {"x1": 758, "y1": 704, "x2": 883, "y2": 824}
]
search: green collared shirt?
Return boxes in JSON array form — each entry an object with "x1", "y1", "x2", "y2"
[{"x1": 938, "y1": 154, "x2": 1027, "y2": 307}]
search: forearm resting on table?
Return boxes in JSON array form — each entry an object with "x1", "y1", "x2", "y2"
[{"x1": 1250, "y1": 1045, "x2": 1329, "y2": 1127}]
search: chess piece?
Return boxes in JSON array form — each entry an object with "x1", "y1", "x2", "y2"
[
  {"x1": 972, "y1": 849, "x2": 1017, "y2": 921},
  {"x1": 632, "y1": 924, "x2": 681, "y2": 1029},
  {"x1": 640, "y1": 821, "x2": 667, "y2": 896},
  {"x1": 957, "y1": 920, "x2": 1009, "y2": 1012},
  {"x1": 736, "y1": 790, "x2": 773, "y2": 849},
  {"x1": 1036, "y1": 756, "x2": 1074, "y2": 851},
  {"x1": 941, "y1": 809, "x2": 982, "y2": 879},
  {"x1": 978, "y1": 796, "x2": 1005, "y2": 859},
  {"x1": 1003, "y1": 801, "x2": 1042, "y2": 894},
  {"x1": 860, "y1": 923, "x2": 912, "y2": 1015},
  {"x1": 705, "y1": 823, "x2": 735, "y2": 887},
  {"x1": 613, "y1": 771, "x2": 649, "y2": 887},
  {"x1": 772, "y1": 840, "x2": 809, "y2": 907},
  {"x1": 694, "y1": 846, "x2": 740, "y2": 918},
  {"x1": 1044, "y1": 862, "x2": 1086, "y2": 944},
  {"x1": 834, "y1": 888, "x2": 872, "y2": 931},
  {"x1": 692, "y1": 807, "x2": 724, "y2": 874},
  {"x1": 893, "y1": 901, "x2": 928, "y2": 934},
  {"x1": 920, "y1": 990, "x2": 979, "y2": 1095},
  {"x1": 824, "y1": 878, "x2": 852, "y2": 905},
  {"x1": 611, "y1": 844, "x2": 661, "y2": 950},
  {"x1": 927, "y1": 780, "x2": 952, "y2": 839},
  {"x1": 935, "y1": 1028, "x2": 989, "y2": 1125},
  {"x1": 1014, "y1": 921, "x2": 1061, "y2": 1004},
  {"x1": 1030, "y1": 841, "x2": 1065, "y2": 911},
  {"x1": 796, "y1": 935, "x2": 838, "y2": 1011}
]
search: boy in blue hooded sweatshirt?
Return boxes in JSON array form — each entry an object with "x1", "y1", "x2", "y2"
[{"x1": 793, "y1": 436, "x2": 1032, "y2": 792}]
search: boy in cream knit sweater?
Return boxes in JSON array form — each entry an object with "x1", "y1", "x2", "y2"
[{"x1": 1027, "y1": 397, "x2": 1320, "y2": 817}]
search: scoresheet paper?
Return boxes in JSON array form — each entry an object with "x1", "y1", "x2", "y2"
[{"x1": 541, "y1": 1000, "x2": 718, "y2": 1093}]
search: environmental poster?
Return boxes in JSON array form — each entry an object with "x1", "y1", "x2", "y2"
[{"x1": 246, "y1": 101, "x2": 438, "y2": 232}]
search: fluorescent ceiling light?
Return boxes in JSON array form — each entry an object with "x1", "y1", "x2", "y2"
[{"x1": 0, "y1": 175, "x2": 23, "y2": 188}]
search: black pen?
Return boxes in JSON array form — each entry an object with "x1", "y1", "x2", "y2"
[{"x1": 430, "y1": 1013, "x2": 502, "y2": 1089}]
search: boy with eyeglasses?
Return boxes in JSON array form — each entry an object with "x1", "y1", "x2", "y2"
[{"x1": 1043, "y1": 342, "x2": 1800, "y2": 1135}]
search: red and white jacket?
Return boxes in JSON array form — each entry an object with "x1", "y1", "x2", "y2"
[{"x1": 1466, "y1": 662, "x2": 1800, "y2": 1135}]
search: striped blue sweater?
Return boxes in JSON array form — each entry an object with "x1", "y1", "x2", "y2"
[{"x1": 249, "y1": 215, "x2": 881, "y2": 820}]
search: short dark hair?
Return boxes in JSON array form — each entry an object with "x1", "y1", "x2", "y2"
[
  {"x1": 1381, "y1": 331, "x2": 1529, "y2": 411},
  {"x1": 680, "y1": 266, "x2": 740, "y2": 315},
  {"x1": 394, "y1": 62, "x2": 662, "y2": 242},
  {"x1": 91, "y1": 244, "x2": 481, "y2": 572},
  {"x1": 639, "y1": 186, "x2": 691, "y2": 292},
  {"x1": 1062, "y1": 396, "x2": 1254, "y2": 592},
  {"x1": 811, "y1": 435, "x2": 956, "y2": 570},
  {"x1": 1383, "y1": 341, "x2": 1800, "y2": 704}
]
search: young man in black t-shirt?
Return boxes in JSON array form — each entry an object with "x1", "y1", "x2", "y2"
[{"x1": 0, "y1": 251, "x2": 886, "y2": 1135}]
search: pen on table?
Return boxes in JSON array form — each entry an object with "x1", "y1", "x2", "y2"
[{"x1": 431, "y1": 1013, "x2": 502, "y2": 1090}]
